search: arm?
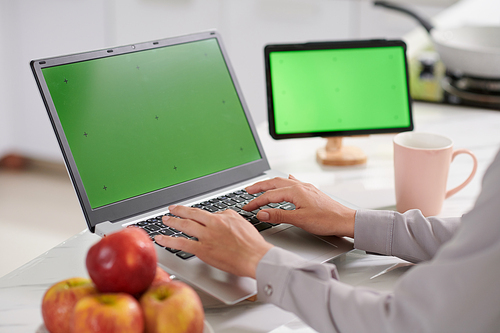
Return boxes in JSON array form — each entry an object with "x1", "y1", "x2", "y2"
[
  {"x1": 245, "y1": 175, "x2": 460, "y2": 262},
  {"x1": 253, "y1": 208, "x2": 462, "y2": 332},
  {"x1": 354, "y1": 209, "x2": 461, "y2": 263}
]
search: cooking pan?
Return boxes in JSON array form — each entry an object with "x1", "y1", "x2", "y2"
[{"x1": 374, "y1": 1, "x2": 500, "y2": 79}]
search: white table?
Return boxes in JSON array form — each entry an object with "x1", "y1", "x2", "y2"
[{"x1": 1, "y1": 102, "x2": 499, "y2": 333}]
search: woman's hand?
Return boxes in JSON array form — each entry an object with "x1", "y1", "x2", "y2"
[
  {"x1": 154, "y1": 175, "x2": 355, "y2": 278},
  {"x1": 154, "y1": 205, "x2": 273, "y2": 279},
  {"x1": 244, "y1": 175, "x2": 356, "y2": 238}
]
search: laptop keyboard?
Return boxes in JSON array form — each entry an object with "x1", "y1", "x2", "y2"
[{"x1": 131, "y1": 189, "x2": 295, "y2": 260}]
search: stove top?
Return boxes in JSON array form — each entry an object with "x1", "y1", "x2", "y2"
[
  {"x1": 441, "y1": 72, "x2": 500, "y2": 108},
  {"x1": 409, "y1": 51, "x2": 500, "y2": 110}
]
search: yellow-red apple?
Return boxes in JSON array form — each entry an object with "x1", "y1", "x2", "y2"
[
  {"x1": 71, "y1": 293, "x2": 144, "y2": 333},
  {"x1": 86, "y1": 227, "x2": 157, "y2": 295},
  {"x1": 134, "y1": 266, "x2": 173, "y2": 299},
  {"x1": 140, "y1": 281, "x2": 204, "y2": 333},
  {"x1": 41, "y1": 277, "x2": 98, "y2": 333},
  {"x1": 151, "y1": 266, "x2": 172, "y2": 287}
]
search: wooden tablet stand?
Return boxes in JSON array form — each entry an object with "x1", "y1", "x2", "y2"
[{"x1": 316, "y1": 137, "x2": 367, "y2": 166}]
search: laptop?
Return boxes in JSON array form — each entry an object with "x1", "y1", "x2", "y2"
[{"x1": 30, "y1": 30, "x2": 354, "y2": 305}]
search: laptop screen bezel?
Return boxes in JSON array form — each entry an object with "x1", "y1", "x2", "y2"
[
  {"x1": 264, "y1": 39, "x2": 414, "y2": 140},
  {"x1": 31, "y1": 31, "x2": 270, "y2": 232}
]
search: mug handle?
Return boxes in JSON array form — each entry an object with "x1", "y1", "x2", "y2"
[{"x1": 445, "y1": 149, "x2": 478, "y2": 199}]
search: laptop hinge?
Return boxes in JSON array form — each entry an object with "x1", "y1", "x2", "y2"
[{"x1": 94, "y1": 221, "x2": 121, "y2": 237}]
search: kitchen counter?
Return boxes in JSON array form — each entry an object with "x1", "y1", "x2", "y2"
[{"x1": 1, "y1": 101, "x2": 499, "y2": 332}]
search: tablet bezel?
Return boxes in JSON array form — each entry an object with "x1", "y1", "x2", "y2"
[{"x1": 264, "y1": 39, "x2": 414, "y2": 140}]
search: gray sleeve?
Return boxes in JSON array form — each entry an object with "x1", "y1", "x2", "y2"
[
  {"x1": 354, "y1": 209, "x2": 461, "y2": 263},
  {"x1": 256, "y1": 246, "x2": 348, "y2": 333},
  {"x1": 256, "y1": 149, "x2": 500, "y2": 333}
]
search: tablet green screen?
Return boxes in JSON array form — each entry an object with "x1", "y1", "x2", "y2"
[{"x1": 268, "y1": 46, "x2": 411, "y2": 135}]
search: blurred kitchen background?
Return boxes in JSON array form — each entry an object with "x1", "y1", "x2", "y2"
[{"x1": 0, "y1": 0, "x2": 491, "y2": 277}]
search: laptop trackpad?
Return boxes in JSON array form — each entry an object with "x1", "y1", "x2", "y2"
[{"x1": 265, "y1": 226, "x2": 352, "y2": 262}]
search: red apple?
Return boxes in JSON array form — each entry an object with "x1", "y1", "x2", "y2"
[
  {"x1": 140, "y1": 281, "x2": 204, "y2": 333},
  {"x1": 86, "y1": 227, "x2": 157, "y2": 295},
  {"x1": 71, "y1": 293, "x2": 144, "y2": 333},
  {"x1": 134, "y1": 266, "x2": 173, "y2": 299},
  {"x1": 41, "y1": 277, "x2": 98, "y2": 333},
  {"x1": 151, "y1": 266, "x2": 172, "y2": 287}
]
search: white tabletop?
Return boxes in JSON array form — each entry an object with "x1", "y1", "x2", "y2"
[{"x1": 1, "y1": 102, "x2": 499, "y2": 332}]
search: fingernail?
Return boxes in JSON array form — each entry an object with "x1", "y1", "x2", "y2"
[
  {"x1": 258, "y1": 211, "x2": 270, "y2": 221},
  {"x1": 154, "y1": 235, "x2": 163, "y2": 242}
]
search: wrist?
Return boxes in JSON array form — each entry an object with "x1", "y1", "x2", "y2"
[
  {"x1": 337, "y1": 208, "x2": 356, "y2": 238},
  {"x1": 346, "y1": 209, "x2": 356, "y2": 238},
  {"x1": 247, "y1": 243, "x2": 273, "y2": 279}
]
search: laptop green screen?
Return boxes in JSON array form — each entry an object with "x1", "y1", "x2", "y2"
[
  {"x1": 267, "y1": 44, "x2": 411, "y2": 136},
  {"x1": 42, "y1": 38, "x2": 261, "y2": 209}
]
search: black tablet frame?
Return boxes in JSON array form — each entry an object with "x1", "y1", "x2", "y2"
[{"x1": 264, "y1": 39, "x2": 414, "y2": 140}]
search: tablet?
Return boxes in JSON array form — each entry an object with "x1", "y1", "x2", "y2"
[{"x1": 264, "y1": 39, "x2": 413, "y2": 139}]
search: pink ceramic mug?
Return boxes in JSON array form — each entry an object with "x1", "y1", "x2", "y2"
[{"x1": 393, "y1": 132, "x2": 477, "y2": 216}]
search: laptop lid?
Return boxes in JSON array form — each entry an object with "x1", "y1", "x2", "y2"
[{"x1": 31, "y1": 31, "x2": 270, "y2": 233}]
